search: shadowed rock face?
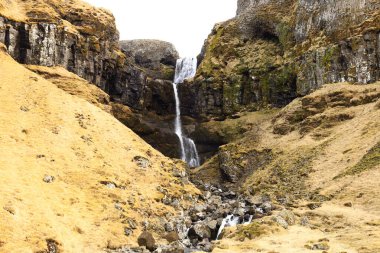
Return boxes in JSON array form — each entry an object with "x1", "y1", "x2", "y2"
[{"x1": 182, "y1": 0, "x2": 380, "y2": 119}]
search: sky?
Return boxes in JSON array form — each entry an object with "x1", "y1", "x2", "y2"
[{"x1": 84, "y1": 0, "x2": 237, "y2": 57}]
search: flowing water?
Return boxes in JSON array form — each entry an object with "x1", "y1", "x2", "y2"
[
  {"x1": 173, "y1": 57, "x2": 200, "y2": 167},
  {"x1": 216, "y1": 215, "x2": 240, "y2": 239}
]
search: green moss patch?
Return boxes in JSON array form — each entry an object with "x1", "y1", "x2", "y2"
[{"x1": 335, "y1": 142, "x2": 380, "y2": 179}]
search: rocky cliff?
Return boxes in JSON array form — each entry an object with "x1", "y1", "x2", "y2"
[
  {"x1": 0, "y1": 0, "x2": 179, "y2": 116},
  {"x1": 184, "y1": 0, "x2": 380, "y2": 118},
  {"x1": 0, "y1": 0, "x2": 184, "y2": 160}
]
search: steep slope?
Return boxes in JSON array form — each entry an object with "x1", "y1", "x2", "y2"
[
  {"x1": 0, "y1": 46, "x2": 200, "y2": 252},
  {"x1": 193, "y1": 82, "x2": 380, "y2": 252}
]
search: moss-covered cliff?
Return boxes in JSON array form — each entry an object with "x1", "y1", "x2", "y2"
[{"x1": 185, "y1": 0, "x2": 380, "y2": 118}]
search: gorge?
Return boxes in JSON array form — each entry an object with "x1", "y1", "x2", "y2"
[{"x1": 0, "y1": 0, "x2": 379, "y2": 253}]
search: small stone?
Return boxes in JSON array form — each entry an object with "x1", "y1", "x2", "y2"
[
  {"x1": 3, "y1": 206, "x2": 15, "y2": 215},
  {"x1": 312, "y1": 242, "x2": 330, "y2": 250},
  {"x1": 272, "y1": 215, "x2": 289, "y2": 229},
  {"x1": 300, "y1": 216, "x2": 309, "y2": 227},
  {"x1": 307, "y1": 202, "x2": 322, "y2": 210},
  {"x1": 194, "y1": 204, "x2": 206, "y2": 212},
  {"x1": 344, "y1": 202, "x2": 353, "y2": 207},
  {"x1": 128, "y1": 219, "x2": 138, "y2": 229},
  {"x1": 124, "y1": 228, "x2": 133, "y2": 236},
  {"x1": 164, "y1": 222, "x2": 174, "y2": 232},
  {"x1": 114, "y1": 203, "x2": 124, "y2": 211},
  {"x1": 137, "y1": 231, "x2": 156, "y2": 251},
  {"x1": 164, "y1": 231, "x2": 180, "y2": 243},
  {"x1": 260, "y1": 202, "x2": 272, "y2": 213},
  {"x1": 278, "y1": 209, "x2": 296, "y2": 226},
  {"x1": 207, "y1": 220, "x2": 218, "y2": 230},
  {"x1": 43, "y1": 175, "x2": 55, "y2": 183},
  {"x1": 20, "y1": 106, "x2": 29, "y2": 112},
  {"x1": 133, "y1": 156, "x2": 150, "y2": 168}
]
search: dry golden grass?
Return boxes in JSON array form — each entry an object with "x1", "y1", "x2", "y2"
[
  {"x1": 0, "y1": 48, "x2": 200, "y2": 252},
  {"x1": 26, "y1": 65, "x2": 112, "y2": 113},
  {"x1": 0, "y1": 0, "x2": 115, "y2": 36}
]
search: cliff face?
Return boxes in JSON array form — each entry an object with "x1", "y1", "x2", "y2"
[
  {"x1": 0, "y1": 0, "x2": 179, "y2": 116},
  {"x1": 186, "y1": 0, "x2": 380, "y2": 118}
]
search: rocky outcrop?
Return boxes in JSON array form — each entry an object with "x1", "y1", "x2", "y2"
[
  {"x1": 120, "y1": 39, "x2": 179, "y2": 80},
  {"x1": 0, "y1": 0, "x2": 179, "y2": 116},
  {"x1": 0, "y1": 0, "x2": 181, "y2": 160},
  {"x1": 184, "y1": 0, "x2": 380, "y2": 118}
]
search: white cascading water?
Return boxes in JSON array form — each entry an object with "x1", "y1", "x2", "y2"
[
  {"x1": 216, "y1": 215, "x2": 240, "y2": 239},
  {"x1": 216, "y1": 214, "x2": 253, "y2": 240},
  {"x1": 173, "y1": 57, "x2": 200, "y2": 167}
]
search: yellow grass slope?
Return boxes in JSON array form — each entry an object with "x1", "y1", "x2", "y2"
[{"x1": 0, "y1": 47, "x2": 199, "y2": 252}]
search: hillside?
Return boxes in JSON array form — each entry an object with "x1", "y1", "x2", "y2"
[
  {"x1": 0, "y1": 45, "x2": 200, "y2": 252},
  {"x1": 0, "y1": 0, "x2": 379, "y2": 252},
  {"x1": 194, "y1": 82, "x2": 380, "y2": 252}
]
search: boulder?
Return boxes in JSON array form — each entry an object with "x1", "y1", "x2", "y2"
[
  {"x1": 137, "y1": 232, "x2": 156, "y2": 251},
  {"x1": 188, "y1": 223, "x2": 212, "y2": 240}
]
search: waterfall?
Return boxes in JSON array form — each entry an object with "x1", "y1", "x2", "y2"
[
  {"x1": 173, "y1": 57, "x2": 200, "y2": 167},
  {"x1": 216, "y1": 215, "x2": 240, "y2": 240}
]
